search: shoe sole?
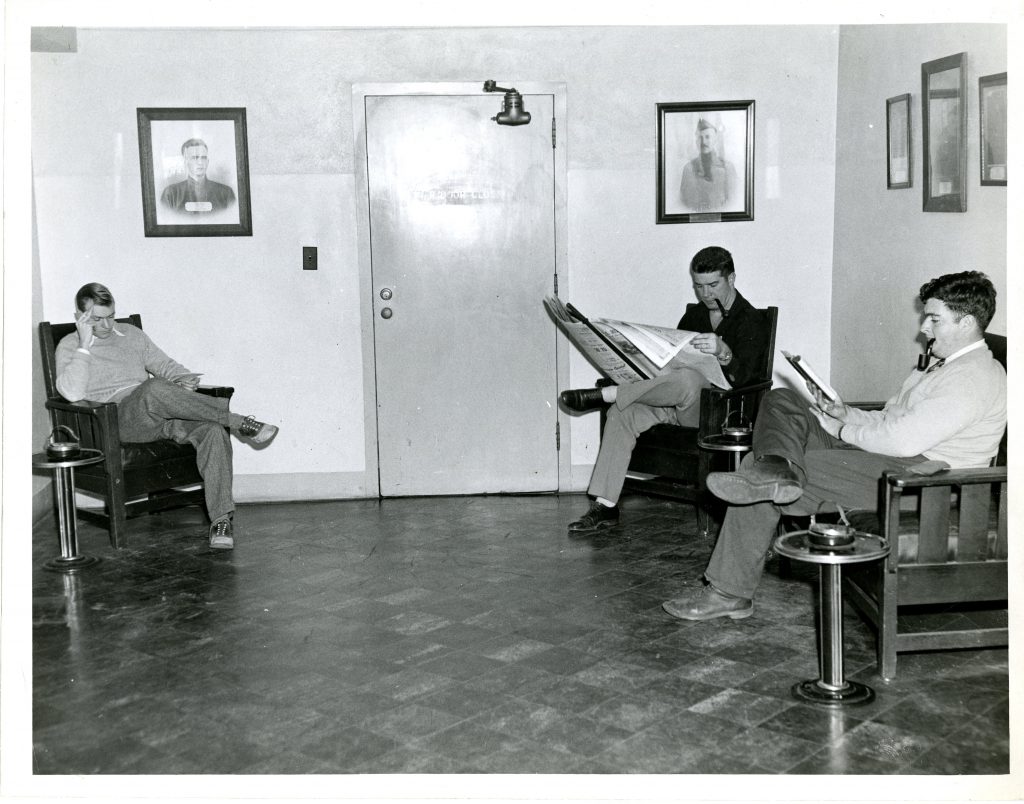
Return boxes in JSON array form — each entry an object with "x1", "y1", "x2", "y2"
[
  {"x1": 567, "y1": 519, "x2": 619, "y2": 533},
  {"x1": 249, "y1": 426, "x2": 279, "y2": 445},
  {"x1": 706, "y1": 472, "x2": 802, "y2": 506},
  {"x1": 209, "y1": 538, "x2": 234, "y2": 550},
  {"x1": 662, "y1": 600, "x2": 753, "y2": 621}
]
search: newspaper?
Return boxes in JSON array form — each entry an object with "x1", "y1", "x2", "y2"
[{"x1": 544, "y1": 296, "x2": 730, "y2": 389}]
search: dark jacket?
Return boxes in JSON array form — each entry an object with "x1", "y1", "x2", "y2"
[{"x1": 677, "y1": 290, "x2": 770, "y2": 387}]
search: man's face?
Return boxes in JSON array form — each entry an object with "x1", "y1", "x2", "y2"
[
  {"x1": 82, "y1": 301, "x2": 116, "y2": 339},
  {"x1": 697, "y1": 127, "x2": 718, "y2": 155},
  {"x1": 920, "y1": 298, "x2": 970, "y2": 359},
  {"x1": 183, "y1": 145, "x2": 209, "y2": 181},
  {"x1": 691, "y1": 270, "x2": 735, "y2": 309}
]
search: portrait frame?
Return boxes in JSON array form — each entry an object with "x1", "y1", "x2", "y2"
[
  {"x1": 979, "y1": 72, "x2": 1007, "y2": 186},
  {"x1": 656, "y1": 100, "x2": 754, "y2": 224},
  {"x1": 886, "y1": 93, "x2": 912, "y2": 189},
  {"x1": 137, "y1": 107, "x2": 253, "y2": 237}
]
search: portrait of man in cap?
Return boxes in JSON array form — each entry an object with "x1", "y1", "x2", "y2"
[{"x1": 679, "y1": 115, "x2": 739, "y2": 213}]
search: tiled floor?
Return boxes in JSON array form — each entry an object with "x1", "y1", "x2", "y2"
[{"x1": 31, "y1": 493, "x2": 1010, "y2": 776}]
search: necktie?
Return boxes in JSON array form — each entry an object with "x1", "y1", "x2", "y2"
[{"x1": 926, "y1": 358, "x2": 946, "y2": 373}]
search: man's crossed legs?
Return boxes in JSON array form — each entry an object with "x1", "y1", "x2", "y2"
[
  {"x1": 662, "y1": 388, "x2": 926, "y2": 620},
  {"x1": 115, "y1": 378, "x2": 279, "y2": 549},
  {"x1": 563, "y1": 369, "x2": 708, "y2": 533}
]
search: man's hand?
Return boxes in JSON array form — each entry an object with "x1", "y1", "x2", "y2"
[
  {"x1": 690, "y1": 333, "x2": 725, "y2": 357},
  {"x1": 172, "y1": 373, "x2": 202, "y2": 392},
  {"x1": 75, "y1": 307, "x2": 93, "y2": 349},
  {"x1": 809, "y1": 384, "x2": 849, "y2": 420},
  {"x1": 809, "y1": 406, "x2": 843, "y2": 438}
]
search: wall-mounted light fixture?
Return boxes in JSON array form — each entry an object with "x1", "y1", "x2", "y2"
[{"x1": 483, "y1": 80, "x2": 531, "y2": 126}]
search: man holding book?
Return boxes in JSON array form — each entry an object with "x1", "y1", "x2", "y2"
[
  {"x1": 55, "y1": 282, "x2": 281, "y2": 550},
  {"x1": 559, "y1": 246, "x2": 772, "y2": 532},
  {"x1": 662, "y1": 271, "x2": 1006, "y2": 621}
]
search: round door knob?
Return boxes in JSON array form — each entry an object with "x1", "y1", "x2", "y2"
[
  {"x1": 379, "y1": 288, "x2": 393, "y2": 300},
  {"x1": 380, "y1": 307, "x2": 393, "y2": 319}
]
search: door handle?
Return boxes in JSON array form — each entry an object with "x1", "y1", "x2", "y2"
[{"x1": 380, "y1": 307, "x2": 393, "y2": 319}]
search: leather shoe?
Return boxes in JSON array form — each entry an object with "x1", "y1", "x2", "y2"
[
  {"x1": 237, "y1": 415, "x2": 279, "y2": 445},
  {"x1": 568, "y1": 501, "x2": 620, "y2": 532},
  {"x1": 662, "y1": 584, "x2": 753, "y2": 621},
  {"x1": 209, "y1": 517, "x2": 234, "y2": 550},
  {"x1": 559, "y1": 388, "x2": 606, "y2": 413},
  {"x1": 706, "y1": 454, "x2": 802, "y2": 505}
]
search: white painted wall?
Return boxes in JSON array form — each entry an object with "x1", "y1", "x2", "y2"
[
  {"x1": 832, "y1": 24, "x2": 1007, "y2": 399},
  {"x1": 29, "y1": 25, "x2": 843, "y2": 499}
]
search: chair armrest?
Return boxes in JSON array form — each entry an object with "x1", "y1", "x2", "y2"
[
  {"x1": 886, "y1": 465, "x2": 1007, "y2": 490},
  {"x1": 850, "y1": 401, "x2": 885, "y2": 411},
  {"x1": 197, "y1": 385, "x2": 235, "y2": 399}
]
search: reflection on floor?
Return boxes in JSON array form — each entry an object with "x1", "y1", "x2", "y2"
[{"x1": 33, "y1": 494, "x2": 1009, "y2": 774}]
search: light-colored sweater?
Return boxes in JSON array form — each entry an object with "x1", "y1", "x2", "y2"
[
  {"x1": 55, "y1": 324, "x2": 190, "y2": 403},
  {"x1": 842, "y1": 341, "x2": 1006, "y2": 468}
]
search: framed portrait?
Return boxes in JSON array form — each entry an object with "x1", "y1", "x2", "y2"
[
  {"x1": 137, "y1": 107, "x2": 252, "y2": 237},
  {"x1": 979, "y1": 72, "x2": 1007, "y2": 186},
  {"x1": 886, "y1": 93, "x2": 912, "y2": 189},
  {"x1": 656, "y1": 100, "x2": 754, "y2": 224}
]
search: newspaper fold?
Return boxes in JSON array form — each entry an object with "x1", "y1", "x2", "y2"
[{"x1": 544, "y1": 296, "x2": 730, "y2": 389}]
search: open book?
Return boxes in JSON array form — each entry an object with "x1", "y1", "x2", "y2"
[
  {"x1": 544, "y1": 296, "x2": 729, "y2": 389},
  {"x1": 782, "y1": 351, "x2": 839, "y2": 402}
]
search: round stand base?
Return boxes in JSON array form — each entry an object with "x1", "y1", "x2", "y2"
[
  {"x1": 43, "y1": 554, "x2": 101, "y2": 573},
  {"x1": 791, "y1": 678, "x2": 875, "y2": 707}
]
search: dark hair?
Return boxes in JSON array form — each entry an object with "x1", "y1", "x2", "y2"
[
  {"x1": 690, "y1": 246, "x2": 734, "y2": 276},
  {"x1": 919, "y1": 271, "x2": 996, "y2": 331},
  {"x1": 75, "y1": 283, "x2": 115, "y2": 312},
  {"x1": 181, "y1": 138, "x2": 208, "y2": 155}
]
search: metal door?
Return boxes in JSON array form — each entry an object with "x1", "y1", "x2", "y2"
[{"x1": 364, "y1": 91, "x2": 559, "y2": 495}]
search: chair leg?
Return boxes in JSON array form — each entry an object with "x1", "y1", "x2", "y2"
[
  {"x1": 878, "y1": 572, "x2": 898, "y2": 680},
  {"x1": 106, "y1": 476, "x2": 129, "y2": 549}
]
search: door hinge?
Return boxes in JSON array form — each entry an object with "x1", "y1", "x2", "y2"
[
  {"x1": 553, "y1": 273, "x2": 558, "y2": 295},
  {"x1": 556, "y1": 420, "x2": 561, "y2": 450},
  {"x1": 551, "y1": 117, "x2": 556, "y2": 148}
]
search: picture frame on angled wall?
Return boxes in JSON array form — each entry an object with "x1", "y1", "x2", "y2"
[
  {"x1": 656, "y1": 100, "x2": 754, "y2": 224},
  {"x1": 979, "y1": 72, "x2": 1007, "y2": 186},
  {"x1": 886, "y1": 93, "x2": 912, "y2": 189},
  {"x1": 137, "y1": 107, "x2": 252, "y2": 237}
]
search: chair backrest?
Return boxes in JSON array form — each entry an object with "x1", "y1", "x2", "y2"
[
  {"x1": 757, "y1": 307, "x2": 779, "y2": 383},
  {"x1": 983, "y1": 332, "x2": 1007, "y2": 467},
  {"x1": 39, "y1": 314, "x2": 143, "y2": 400}
]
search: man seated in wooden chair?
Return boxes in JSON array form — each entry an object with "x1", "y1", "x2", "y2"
[
  {"x1": 662, "y1": 270, "x2": 1006, "y2": 621},
  {"x1": 558, "y1": 245, "x2": 772, "y2": 533},
  {"x1": 55, "y1": 282, "x2": 280, "y2": 550}
]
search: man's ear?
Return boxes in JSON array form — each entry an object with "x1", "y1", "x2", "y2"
[{"x1": 958, "y1": 313, "x2": 979, "y2": 334}]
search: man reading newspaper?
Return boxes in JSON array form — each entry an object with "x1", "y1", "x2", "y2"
[{"x1": 560, "y1": 246, "x2": 772, "y2": 533}]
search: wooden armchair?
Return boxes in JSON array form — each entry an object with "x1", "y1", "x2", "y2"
[
  {"x1": 843, "y1": 332, "x2": 1008, "y2": 679},
  {"x1": 39, "y1": 315, "x2": 234, "y2": 549},
  {"x1": 612, "y1": 306, "x2": 778, "y2": 536}
]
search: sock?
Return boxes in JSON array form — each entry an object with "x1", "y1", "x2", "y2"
[
  {"x1": 600, "y1": 386, "x2": 617, "y2": 404},
  {"x1": 595, "y1": 497, "x2": 616, "y2": 508}
]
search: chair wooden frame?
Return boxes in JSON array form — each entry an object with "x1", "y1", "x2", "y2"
[
  {"x1": 844, "y1": 466, "x2": 1008, "y2": 680},
  {"x1": 39, "y1": 315, "x2": 234, "y2": 549},
  {"x1": 615, "y1": 306, "x2": 778, "y2": 535}
]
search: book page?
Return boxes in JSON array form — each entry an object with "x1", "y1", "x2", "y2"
[{"x1": 782, "y1": 350, "x2": 839, "y2": 402}]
